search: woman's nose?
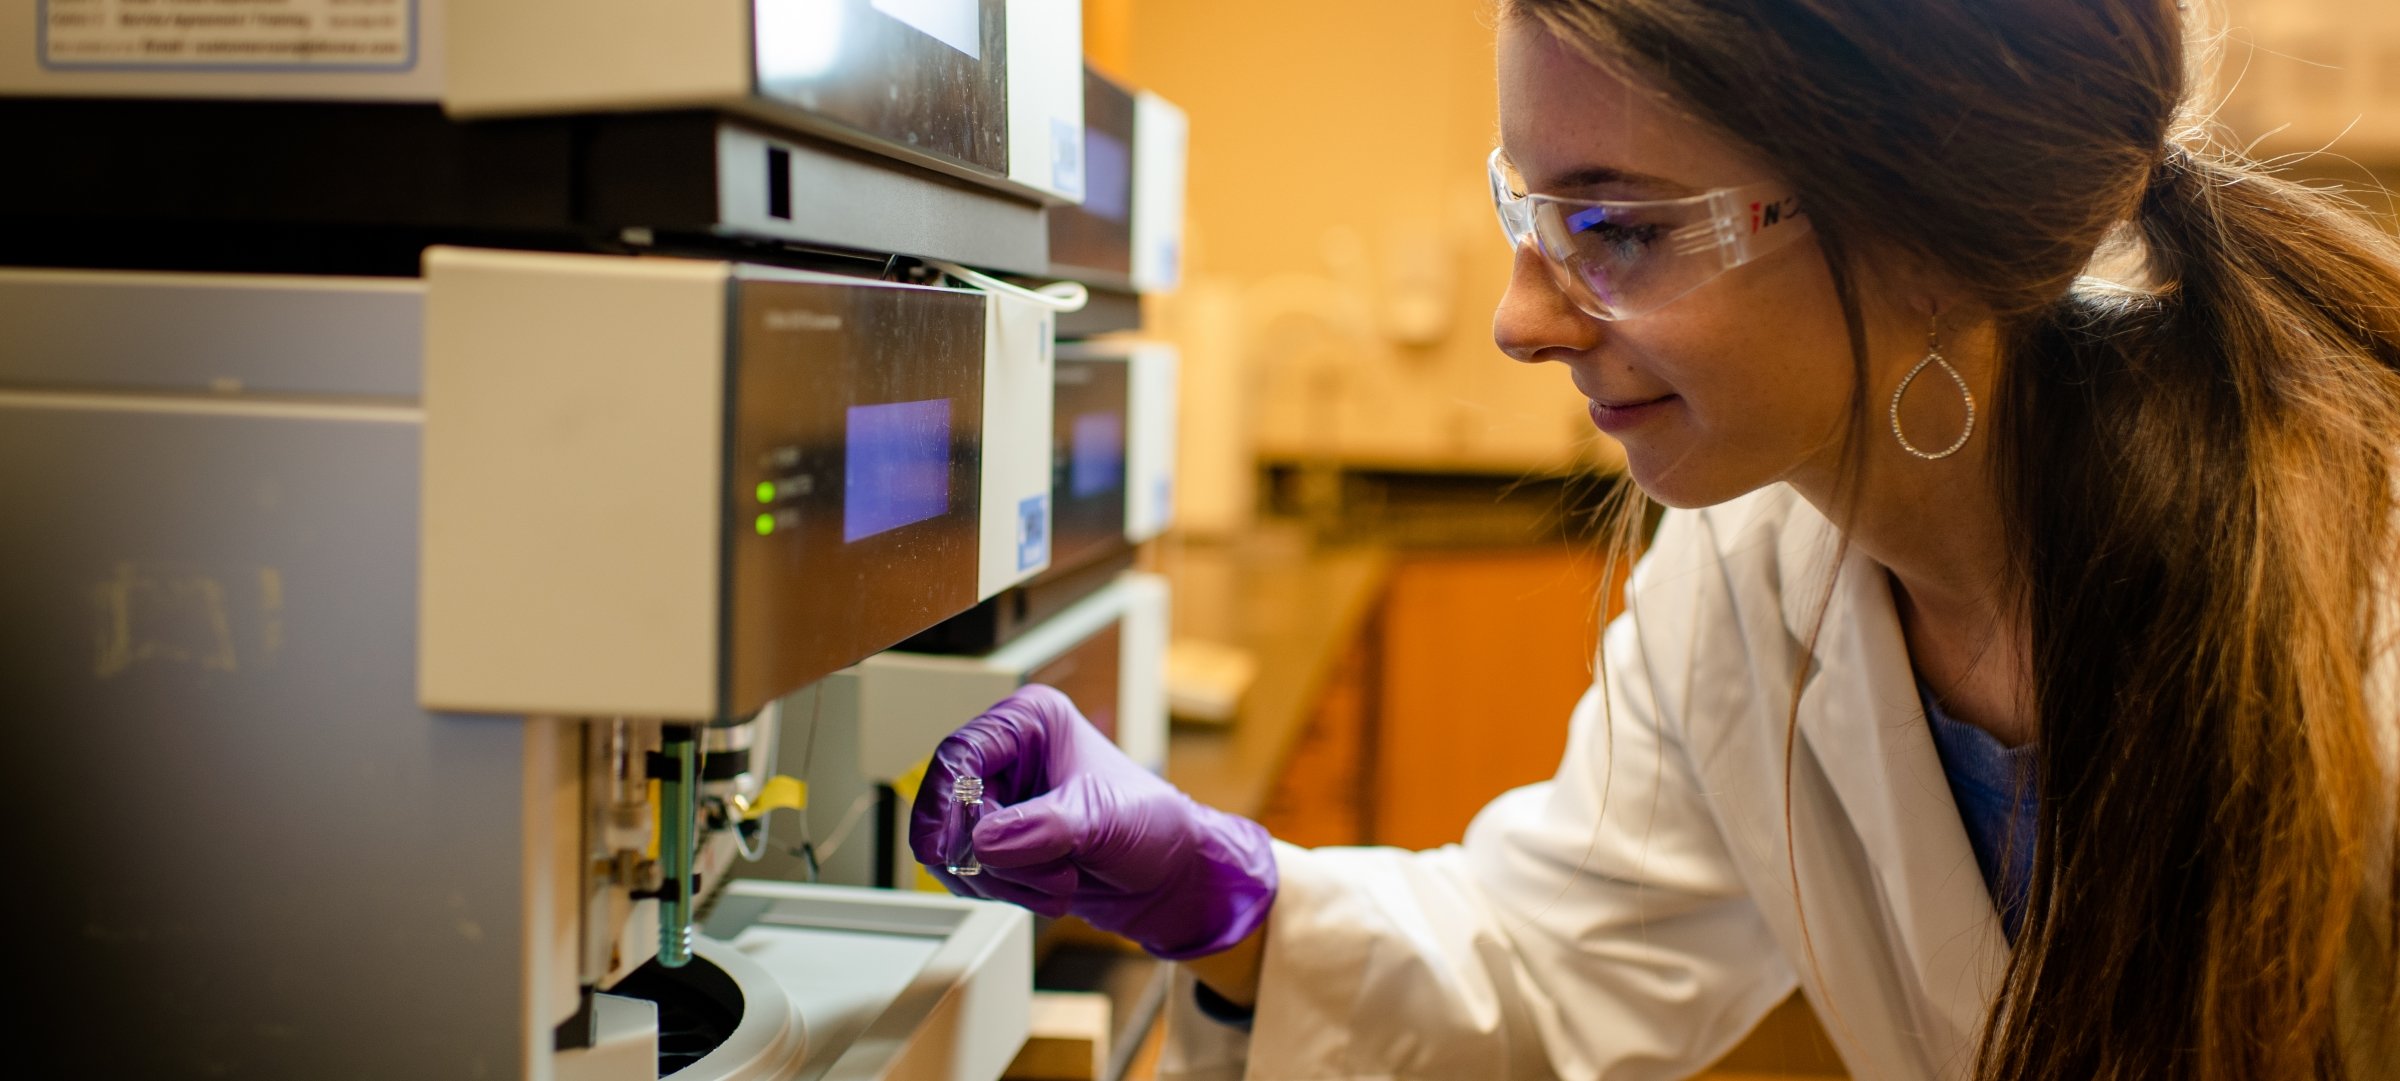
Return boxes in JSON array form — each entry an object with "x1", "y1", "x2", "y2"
[{"x1": 1492, "y1": 240, "x2": 1602, "y2": 364}]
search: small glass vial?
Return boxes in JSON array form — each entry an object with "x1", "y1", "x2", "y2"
[{"x1": 946, "y1": 775, "x2": 985, "y2": 876}]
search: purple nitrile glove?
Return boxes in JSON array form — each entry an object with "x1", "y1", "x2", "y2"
[{"x1": 909, "y1": 684, "x2": 1278, "y2": 961}]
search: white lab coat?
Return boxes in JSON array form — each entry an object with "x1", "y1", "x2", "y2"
[{"x1": 1160, "y1": 484, "x2": 2398, "y2": 1081}]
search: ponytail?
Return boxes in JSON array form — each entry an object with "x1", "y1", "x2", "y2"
[
  {"x1": 1988, "y1": 145, "x2": 2400, "y2": 1080},
  {"x1": 2138, "y1": 146, "x2": 2400, "y2": 370}
]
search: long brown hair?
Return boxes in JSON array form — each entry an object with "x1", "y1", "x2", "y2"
[{"x1": 1508, "y1": 1, "x2": 2400, "y2": 1077}]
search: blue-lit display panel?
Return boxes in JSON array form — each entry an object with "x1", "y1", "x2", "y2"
[
  {"x1": 845, "y1": 398, "x2": 955, "y2": 542},
  {"x1": 1070, "y1": 412, "x2": 1125, "y2": 499},
  {"x1": 1081, "y1": 131, "x2": 1132, "y2": 223}
]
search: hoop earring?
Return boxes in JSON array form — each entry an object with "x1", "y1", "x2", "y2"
[{"x1": 1890, "y1": 316, "x2": 1975, "y2": 460}]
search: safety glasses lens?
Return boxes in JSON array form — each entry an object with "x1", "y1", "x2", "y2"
[
  {"x1": 1488, "y1": 149, "x2": 1802, "y2": 321},
  {"x1": 1534, "y1": 203, "x2": 1680, "y2": 319}
]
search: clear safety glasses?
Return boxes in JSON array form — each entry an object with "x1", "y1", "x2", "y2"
[{"x1": 1488, "y1": 147, "x2": 1813, "y2": 320}]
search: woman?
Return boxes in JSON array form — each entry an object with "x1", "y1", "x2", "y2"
[{"x1": 913, "y1": 1, "x2": 2400, "y2": 1077}]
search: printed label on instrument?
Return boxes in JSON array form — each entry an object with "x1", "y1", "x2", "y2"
[
  {"x1": 1017, "y1": 493, "x2": 1049, "y2": 572},
  {"x1": 1052, "y1": 116, "x2": 1085, "y2": 200},
  {"x1": 41, "y1": 0, "x2": 415, "y2": 70}
]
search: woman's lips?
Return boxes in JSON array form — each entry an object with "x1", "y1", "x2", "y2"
[{"x1": 1588, "y1": 395, "x2": 1677, "y2": 434}]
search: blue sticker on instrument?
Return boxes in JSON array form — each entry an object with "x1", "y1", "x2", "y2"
[
  {"x1": 1053, "y1": 116, "x2": 1085, "y2": 197},
  {"x1": 1017, "y1": 493, "x2": 1050, "y2": 571}
]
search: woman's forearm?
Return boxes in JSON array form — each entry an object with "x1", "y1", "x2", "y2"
[{"x1": 1181, "y1": 911, "x2": 1270, "y2": 1008}]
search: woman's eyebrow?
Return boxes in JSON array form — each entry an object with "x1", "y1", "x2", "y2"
[{"x1": 1544, "y1": 163, "x2": 1695, "y2": 197}]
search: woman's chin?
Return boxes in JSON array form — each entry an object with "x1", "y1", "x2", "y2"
[
  {"x1": 1634, "y1": 483, "x2": 1721, "y2": 511},
  {"x1": 1623, "y1": 453, "x2": 1759, "y2": 511}
]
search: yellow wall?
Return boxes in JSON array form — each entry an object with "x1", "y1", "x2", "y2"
[
  {"x1": 1083, "y1": 0, "x2": 1135, "y2": 79},
  {"x1": 1116, "y1": 0, "x2": 1608, "y2": 481}
]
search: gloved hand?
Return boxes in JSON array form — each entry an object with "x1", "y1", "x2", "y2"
[{"x1": 909, "y1": 685, "x2": 1277, "y2": 960}]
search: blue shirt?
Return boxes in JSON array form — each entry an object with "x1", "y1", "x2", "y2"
[{"x1": 1920, "y1": 685, "x2": 2041, "y2": 941}]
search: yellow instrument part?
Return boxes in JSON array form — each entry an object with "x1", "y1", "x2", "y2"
[
  {"x1": 744, "y1": 776, "x2": 810, "y2": 820},
  {"x1": 893, "y1": 760, "x2": 950, "y2": 894},
  {"x1": 645, "y1": 778, "x2": 661, "y2": 861}
]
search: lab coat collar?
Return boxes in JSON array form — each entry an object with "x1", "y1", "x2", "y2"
[{"x1": 1780, "y1": 506, "x2": 2011, "y2": 1066}]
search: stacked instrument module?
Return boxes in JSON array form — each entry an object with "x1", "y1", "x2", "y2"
[{"x1": 0, "y1": 3, "x2": 1181, "y2": 1080}]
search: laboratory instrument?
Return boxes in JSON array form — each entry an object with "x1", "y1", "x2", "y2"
[
  {"x1": 1048, "y1": 68, "x2": 1188, "y2": 295},
  {"x1": 419, "y1": 246, "x2": 1055, "y2": 719},
  {"x1": 0, "y1": 258, "x2": 1046, "y2": 1080},
  {"x1": 0, "y1": 2, "x2": 1197, "y2": 1075},
  {"x1": 1, "y1": 0, "x2": 1088, "y2": 205},
  {"x1": 905, "y1": 340, "x2": 1178, "y2": 654},
  {"x1": 1048, "y1": 66, "x2": 1189, "y2": 338}
]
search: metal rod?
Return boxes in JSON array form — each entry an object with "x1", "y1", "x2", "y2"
[{"x1": 657, "y1": 725, "x2": 699, "y2": 968}]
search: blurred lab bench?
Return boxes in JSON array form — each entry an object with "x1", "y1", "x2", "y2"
[
  {"x1": 1163, "y1": 531, "x2": 1391, "y2": 826},
  {"x1": 1161, "y1": 520, "x2": 1617, "y2": 850}
]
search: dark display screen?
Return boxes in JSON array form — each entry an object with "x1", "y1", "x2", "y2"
[
  {"x1": 1070, "y1": 412, "x2": 1125, "y2": 498},
  {"x1": 1045, "y1": 356, "x2": 1133, "y2": 576},
  {"x1": 844, "y1": 398, "x2": 954, "y2": 542}
]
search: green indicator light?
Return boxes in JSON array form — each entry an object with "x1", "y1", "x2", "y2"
[
  {"x1": 755, "y1": 481, "x2": 776, "y2": 504},
  {"x1": 754, "y1": 513, "x2": 775, "y2": 537}
]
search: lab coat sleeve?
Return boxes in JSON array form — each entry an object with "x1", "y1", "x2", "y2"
[{"x1": 1161, "y1": 513, "x2": 1795, "y2": 1081}]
